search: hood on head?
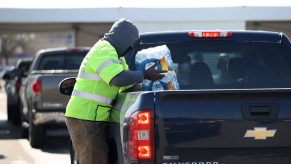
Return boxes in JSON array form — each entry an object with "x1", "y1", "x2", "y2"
[{"x1": 103, "y1": 18, "x2": 139, "y2": 57}]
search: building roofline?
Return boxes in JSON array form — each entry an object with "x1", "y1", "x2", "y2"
[{"x1": 0, "y1": 6, "x2": 291, "y2": 23}]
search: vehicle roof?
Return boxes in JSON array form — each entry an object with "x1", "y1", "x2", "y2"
[
  {"x1": 16, "y1": 57, "x2": 33, "y2": 65},
  {"x1": 0, "y1": 66, "x2": 15, "y2": 78},
  {"x1": 139, "y1": 30, "x2": 285, "y2": 44},
  {"x1": 36, "y1": 47, "x2": 90, "y2": 55},
  {"x1": 0, "y1": 65, "x2": 15, "y2": 71}
]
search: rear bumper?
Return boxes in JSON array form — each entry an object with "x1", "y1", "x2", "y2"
[{"x1": 32, "y1": 109, "x2": 66, "y2": 126}]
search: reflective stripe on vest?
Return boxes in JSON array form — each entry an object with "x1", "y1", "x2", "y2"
[
  {"x1": 97, "y1": 59, "x2": 120, "y2": 74},
  {"x1": 72, "y1": 90, "x2": 113, "y2": 104},
  {"x1": 78, "y1": 72, "x2": 102, "y2": 81},
  {"x1": 80, "y1": 56, "x2": 89, "y2": 72},
  {"x1": 78, "y1": 59, "x2": 120, "y2": 81}
]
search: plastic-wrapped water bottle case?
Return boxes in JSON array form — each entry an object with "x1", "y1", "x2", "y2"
[{"x1": 135, "y1": 45, "x2": 179, "y2": 91}]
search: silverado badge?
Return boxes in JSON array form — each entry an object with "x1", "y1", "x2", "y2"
[{"x1": 244, "y1": 127, "x2": 276, "y2": 140}]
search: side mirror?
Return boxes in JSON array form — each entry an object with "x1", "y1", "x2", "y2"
[
  {"x1": 2, "y1": 71, "x2": 13, "y2": 80},
  {"x1": 59, "y1": 77, "x2": 76, "y2": 96}
]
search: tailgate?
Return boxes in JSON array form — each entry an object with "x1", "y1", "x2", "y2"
[
  {"x1": 155, "y1": 89, "x2": 291, "y2": 164},
  {"x1": 39, "y1": 73, "x2": 76, "y2": 110}
]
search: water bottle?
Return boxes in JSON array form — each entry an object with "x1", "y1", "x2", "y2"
[
  {"x1": 152, "y1": 81, "x2": 164, "y2": 91},
  {"x1": 142, "y1": 80, "x2": 152, "y2": 91}
]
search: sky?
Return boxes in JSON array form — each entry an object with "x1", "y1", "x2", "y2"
[{"x1": 1, "y1": 0, "x2": 291, "y2": 9}]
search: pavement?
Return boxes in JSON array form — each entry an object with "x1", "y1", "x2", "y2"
[{"x1": 0, "y1": 90, "x2": 70, "y2": 164}]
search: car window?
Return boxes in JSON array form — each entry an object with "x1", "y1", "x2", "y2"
[
  {"x1": 18, "y1": 61, "x2": 33, "y2": 74},
  {"x1": 131, "y1": 41, "x2": 291, "y2": 89},
  {"x1": 37, "y1": 51, "x2": 87, "y2": 70},
  {"x1": 64, "y1": 52, "x2": 88, "y2": 69}
]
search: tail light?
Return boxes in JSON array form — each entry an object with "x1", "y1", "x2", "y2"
[
  {"x1": 129, "y1": 110, "x2": 154, "y2": 161},
  {"x1": 32, "y1": 80, "x2": 42, "y2": 94},
  {"x1": 188, "y1": 31, "x2": 232, "y2": 38}
]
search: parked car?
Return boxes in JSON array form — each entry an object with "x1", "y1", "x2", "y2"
[
  {"x1": 61, "y1": 30, "x2": 291, "y2": 164},
  {"x1": 5, "y1": 58, "x2": 33, "y2": 124},
  {"x1": 20, "y1": 47, "x2": 89, "y2": 148},
  {"x1": 0, "y1": 65, "x2": 15, "y2": 93},
  {"x1": 0, "y1": 65, "x2": 15, "y2": 80},
  {"x1": 0, "y1": 65, "x2": 15, "y2": 76}
]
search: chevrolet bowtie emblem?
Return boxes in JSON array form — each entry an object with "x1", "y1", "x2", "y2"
[{"x1": 244, "y1": 127, "x2": 276, "y2": 140}]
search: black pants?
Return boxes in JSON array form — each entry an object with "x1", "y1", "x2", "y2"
[{"x1": 66, "y1": 117, "x2": 109, "y2": 164}]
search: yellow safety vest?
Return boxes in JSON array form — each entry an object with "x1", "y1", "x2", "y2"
[{"x1": 65, "y1": 40, "x2": 130, "y2": 122}]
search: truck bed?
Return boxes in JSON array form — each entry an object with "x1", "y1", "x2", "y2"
[
  {"x1": 155, "y1": 89, "x2": 291, "y2": 164},
  {"x1": 36, "y1": 71, "x2": 77, "y2": 111}
]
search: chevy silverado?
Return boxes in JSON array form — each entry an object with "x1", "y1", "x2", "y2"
[{"x1": 61, "y1": 30, "x2": 291, "y2": 164}]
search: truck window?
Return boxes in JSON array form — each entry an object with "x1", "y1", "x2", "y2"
[
  {"x1": 133, "y1": 41, "x2": 291, "y2": 89},
  {"x1": 37, "y1": 51, "x2": 87, "y2": 70}
]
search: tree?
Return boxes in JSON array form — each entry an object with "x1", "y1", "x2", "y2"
[{"x1": 0, "y1": 34, "x2": 34, "y2": 65}]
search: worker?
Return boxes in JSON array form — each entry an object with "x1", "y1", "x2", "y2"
[{"x1": 65, "y1": 18, "x2": 163, "y2": 164}]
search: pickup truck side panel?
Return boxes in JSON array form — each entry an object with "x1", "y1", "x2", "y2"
[
  {"x1": 20, "y1": 47, "x2": 88, "y2": 147},
  {"x1": 24, "y1": 72, "x2": 77, "y2": 125}
]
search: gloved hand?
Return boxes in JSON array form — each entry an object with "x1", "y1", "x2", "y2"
[{"x1": 143, "y1": 63, "x2": 165, "y2": 81}]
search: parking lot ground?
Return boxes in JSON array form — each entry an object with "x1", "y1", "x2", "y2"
[{"x1": 0, "y1": 92, "x2": 70, "y2": 164}]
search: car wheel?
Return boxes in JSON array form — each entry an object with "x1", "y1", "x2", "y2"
[
  {"x1": 20, "y1": 119, "x2": 29, "y2": 138},
  {"x1": 28, "y1": 113, "x2": 45, "y2": 148},
  {"x1": 21, "y1": 126, "x2": 28, "y2": 138},
  {"x1": 7, "y1": 103, "x2": 12, "y2": 122},
  {"x1": 20, "y1": 103, "x2": 28, "y2": 138},
  {"x1": 11, "y1": 105, "x2": 21, "y2": 125}
]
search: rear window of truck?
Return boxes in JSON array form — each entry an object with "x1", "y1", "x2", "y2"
[
  {"x1": 132, "y1": 41, "x2": 291, "y2": 89},
  {"x1": 37, "y1": 51, "x2": 88, "y2": 70}
]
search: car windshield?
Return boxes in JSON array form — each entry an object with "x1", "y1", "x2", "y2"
[
  {"x1": 37, "y1": 51, "x2": 88, "y2": 70},
  {"x1": 131, "y1": 41, "x2": 291, "y2": 90}
]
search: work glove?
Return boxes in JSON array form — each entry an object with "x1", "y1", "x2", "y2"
[{"x1": 143, "y1": 63, "x2": 165, "y2": 81}]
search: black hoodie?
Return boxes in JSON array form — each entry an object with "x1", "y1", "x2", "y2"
[
  {"x1": 105, "y1": 19, "x2": 144, "y2": 87},
  {"x1": 103, "y1": 18, "x2": 139, "y2": 57}
]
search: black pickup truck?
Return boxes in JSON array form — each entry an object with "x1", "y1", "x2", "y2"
[{"x1": 61, "y1": 30, "x2": 291, "y2": 164}]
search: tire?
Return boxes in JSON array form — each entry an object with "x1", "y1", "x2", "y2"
[
  {"x1": 21, "y1": 126, "x2": 28, "y2": 138},
  {"x1": 7, "y1": 103, "x2": 12, "y2": 122},
  {"x1": 28, "y1": 111, "x2": 45, "y2": 148},
  {"x1": 20, "y1": 102, "x2": 28, "y2": 138},
  {"x1": 29, "y1": 123, "x2": 45, "y2": 148},
  {"x1": 11, "y1": 105, "x2": 21, "y2": 125}
]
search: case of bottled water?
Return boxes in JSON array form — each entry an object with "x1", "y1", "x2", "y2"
[{"x1": 135, "y1": 45, "x2": 179, "y2": 91}]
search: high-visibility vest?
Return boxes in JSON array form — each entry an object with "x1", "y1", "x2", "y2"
[{"x1": 65, "y1": 40, "x2": 130, "y2": 122}]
